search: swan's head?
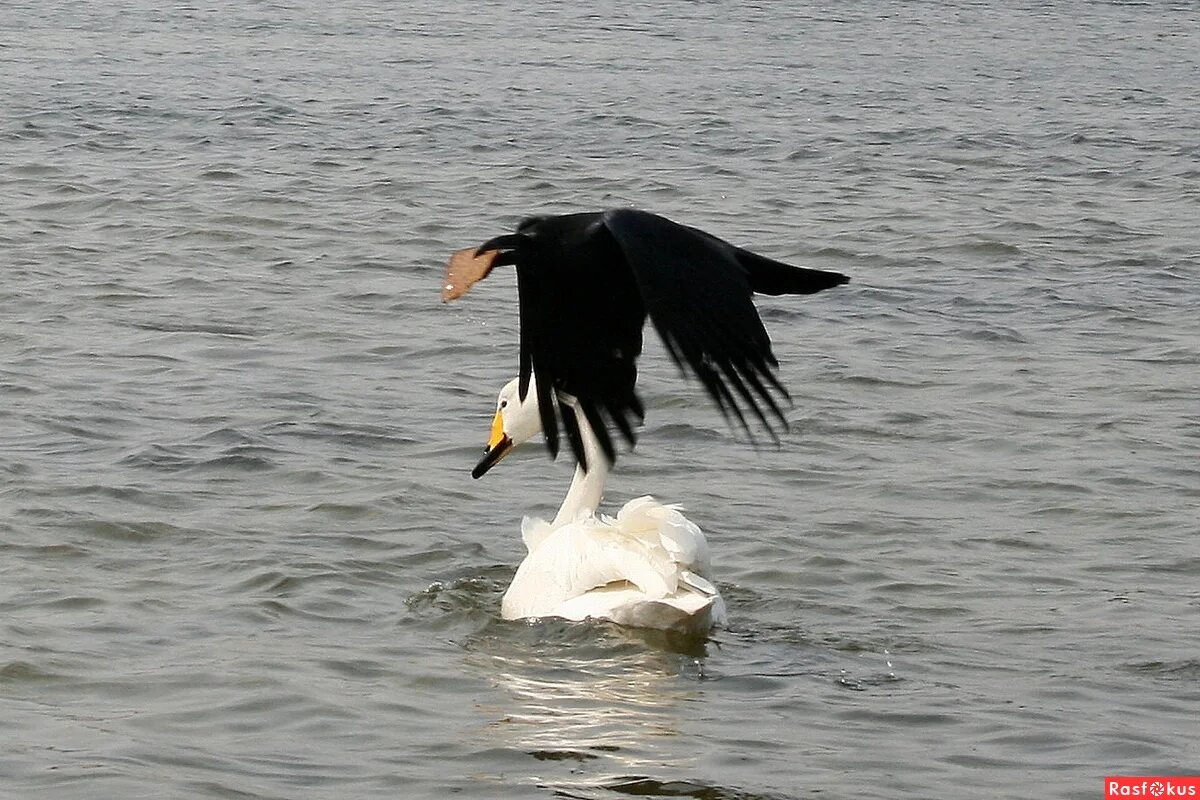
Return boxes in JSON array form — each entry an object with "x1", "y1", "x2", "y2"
[{"x1": 472, "y1": 377, "x2": 541, "y2": 479}]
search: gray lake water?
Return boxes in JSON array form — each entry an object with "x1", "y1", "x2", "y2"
[{"x1": 3, "y1": 2, "x2": 1199, "y2": 798}]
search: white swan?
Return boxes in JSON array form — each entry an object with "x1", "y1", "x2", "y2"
[{"x1": 475, "y1": 378, "x2": 727, "y2": 636}]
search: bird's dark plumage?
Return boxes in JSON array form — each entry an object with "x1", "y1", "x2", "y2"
[{"x1": 466, "y1": 209, "x2": 848, "y2": 470}]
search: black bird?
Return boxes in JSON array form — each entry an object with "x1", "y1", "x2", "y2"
[{"x1": 443, "y1": 208, "x2": 848, "y2": 470}]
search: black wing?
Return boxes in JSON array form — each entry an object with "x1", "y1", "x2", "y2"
[
  {"x1": 604, "y1": 209, "x2": 826, "y2": 442},
  {"x1": 502, "y1": 209, "x2": 848, "y2": 469},
  {"x1": 511, "y1": 213, "x2": 646, "y2": 471}
]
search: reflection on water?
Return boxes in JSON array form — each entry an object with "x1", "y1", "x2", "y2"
[{"x1": 463, "y1": 620, "x2": 710, "y2": 787}]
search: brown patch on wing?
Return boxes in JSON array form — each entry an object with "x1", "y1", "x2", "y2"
[{"x1": 441, "y1": 248, "x2": 500, "y2": 303}]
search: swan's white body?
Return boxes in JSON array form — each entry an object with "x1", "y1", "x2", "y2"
[
  {"x1": 502, "y1": 496, "x2": 726, "y2": 635},
  {"x1": 480, "y1": 379, "x2": 726, "y2": 635}
]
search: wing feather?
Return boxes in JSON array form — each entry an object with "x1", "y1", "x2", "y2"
[
  {"x1": 511, "y1": 213, "x2": 645, "y2": 468},
  {"x1": 602, "y1": 209, "x2": 795, "y2": 441},
  {"x1": 516, "y1": 259, "x2": 560, "y2": 458}
]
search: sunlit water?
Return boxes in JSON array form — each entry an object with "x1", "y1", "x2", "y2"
[{"x1": 3, "y1": 2, "x2": 1198, "y2": 799}]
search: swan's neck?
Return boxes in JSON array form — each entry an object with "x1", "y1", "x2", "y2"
[{"x1": 552, "y1": 401, "x2": 610, "y2": 527}]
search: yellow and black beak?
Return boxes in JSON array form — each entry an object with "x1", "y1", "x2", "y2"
[{"x1": 472, "y1": 410, "x2": 514, "y2": 479}]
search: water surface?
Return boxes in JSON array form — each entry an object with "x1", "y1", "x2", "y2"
[{"x1": 3, "y1": 2, "x2": 1199, "y2": 798}]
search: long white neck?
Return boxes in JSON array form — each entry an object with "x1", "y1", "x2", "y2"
[{"x1": 552, "y1": 400, "x2": 610, "y2": 527}]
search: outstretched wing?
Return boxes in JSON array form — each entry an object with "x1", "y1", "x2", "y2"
[
  {"x1": 500, "y1": 209, "x2": 848, "y2": 469},
  {"x1": 601, "y1": 209, "x2": 847, "y2": 442}
]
